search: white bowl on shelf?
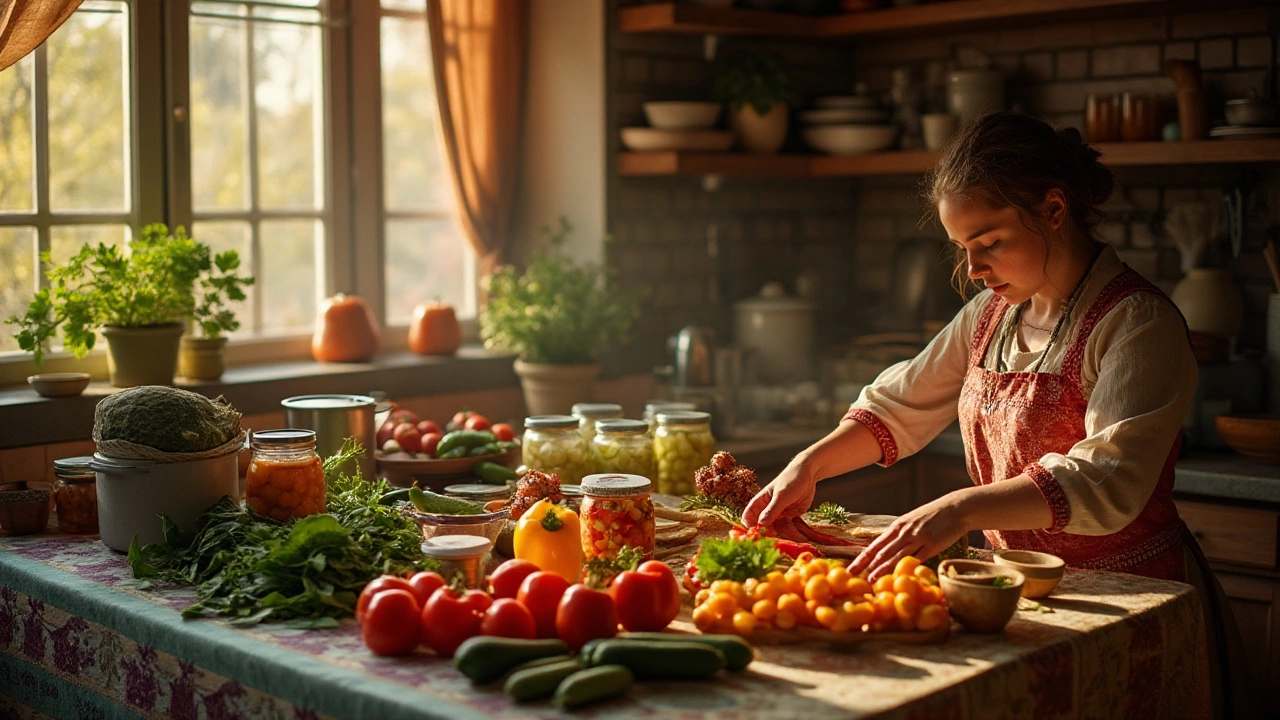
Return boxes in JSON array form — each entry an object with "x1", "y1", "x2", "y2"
[
  {"x1": 802, "y1": 124, "x2": 898, "y2": 155},
  {"x1": 801, "y1": 107, "x2": 889, "y2": 125},
  {"x1": 643, "y1": 101, "x2": 722, "y2": 130},
  {"x1": 620, "y1": 127, "x2": 734, "y2": 152},
  {"x1": 815, "y1": 95, "x2": 881, "y2": 110}
]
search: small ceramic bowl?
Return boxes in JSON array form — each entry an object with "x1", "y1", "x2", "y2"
[
  {"x1": 27, "y1": 372, "x2": 91, "y2": 398},
  {"x1": 938, "y1": 559, "x2": 1026, "y2": 633},
  {"x1": 0, "y1": 488, "x2": 52, "y2": 535},
  {"x1": 993, "y1": 550, "x2": 1066, "y2": 598}
]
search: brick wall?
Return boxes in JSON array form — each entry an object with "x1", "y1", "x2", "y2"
[{"x1": 606, "y1": 2, "x2": 1280, "y2": 359}]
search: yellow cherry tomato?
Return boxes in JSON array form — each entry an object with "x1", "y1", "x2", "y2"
[
  {"x1": 802, "y1": 562, "x2": 827, "y2": 581},
  {"x1": 694, "y1": 588, "x2": 711, "y2": 606},
  {"x1": 920, "y1": 584, "x2": 946, "y2": 606},
  {"x1": 805, "y1": 599, "x2": 823, "y2": 624},
  {"x1": 873, "y1": 574, "x2": 896, "y2": 594},
  {"x1": 777, "y1": 593, "x2": 806, "y2": 619},
  {"x1": 826, "y1": 567, "x2": 852, "y2": 597},
  {"x1": 894, "y1": 592, "x2": 919, "y2": 620},
  {"x1": 814, "y1": 605, "x2": 839, "y2": 629},
  {"x1": 845, "y1": 577, "x2": 872, "y2": 599},
  {"x1": 916, "y1": 604, "x2": 950, "y2": 632},
  {"x1": 707, "y1": 592, "x2": 739, "y2": 618},
  {"x1": 873, "y1": 591, "x2": 897, "y2": 623},
  {"x1": 913, "y1": 565, "x2": 938, "y2": 585},
  {"x1": 892, "y1": 574, "x2": 921, "y2": 603},
  {"x1": 752, "y1": 598, "x2": 778, "y2": 622},
  {"x1": 786, "y1": 571, "x2": 806, "y2": 596},
  {"x1": 804, "y1": 575, "x2": 833, "y2": 604},
  {"x1": 742, "y1": 578, "x2": 759, "y2": 595},
  {"x1": 732, "y1": 610, "x2": 758, "y2": 636},
  {"x1": 894, "y1": 556, "x2": 922, "y2": 578},
  {"x1": 753, "y1": 581, "x2": 782, "y2": 603},
  {"x1": 794, "y1": 552, "x2": 815, "y2": 566},
  {"x1": 774, "y1": 610, "x2": 798, "y2": 630},
  {"x1": 842, "y1": 601, "x2": 875, "y2": 629},
  {"x1": 766, "y1": 571, "x2": 788, "y2": 591},
  {"x1": 692, "y1": 605, "x2": 717, "y2": 631}
]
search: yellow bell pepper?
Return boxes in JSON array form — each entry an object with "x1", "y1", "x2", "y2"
[{"x1": 513, "y1": 499, "x2": 582, "y2": 583}]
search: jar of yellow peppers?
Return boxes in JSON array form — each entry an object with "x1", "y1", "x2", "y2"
[{"x1": 653, "y1": 411, "x2": 714, "y2": 495}]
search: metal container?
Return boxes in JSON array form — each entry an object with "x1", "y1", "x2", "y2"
[
  {"x1": 734, "y1": 282, "x2": 816, "y2": 383},
  {"x1": 670, "y1": 326, "x2": 716, "y2": 387},
  {"x1": 281, "y1": 394, "x2": 376, "y2": 481}
]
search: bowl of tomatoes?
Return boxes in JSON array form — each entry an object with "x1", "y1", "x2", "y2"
[{"x1": 375, "y1": 407, "x2": 521, "y2": 487}]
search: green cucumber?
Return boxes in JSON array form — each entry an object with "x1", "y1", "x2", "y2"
[
  {"x1": 438, "y1": 446, "x2": 469, "y2": 460},
  {"x1": 408, "y1": 486, "x2": 484, "y2": 515},
  {"x1": 474, "y1": 461, "x2": 518, "y2": 485},
  {"x1": 553, "y1": 665, "x2": 633, "y2": 710},
  {"x1": 587, "y1": 639, "x2": 725, "y2": 679},
  {"x1": 436, "y1": 430, "x2": 499, "y2": 457},
  {"x1": 507, "y1": 654, "x2": 574, "y2": 674},
  {"x1": 504, "y1": 658, "x2": 582, "y2": 702},
  {"x1": 453, "y1": 637, "x2": 570, "y2": 684},
  {"x1": 468, "y1": 443, "x2": 500, "y2": 457},
  {"x1": 617, "y1": 632, "x2": 754, "y2": 671},
  {"x1": 378, "y1": 488, "x2": 411, "y2": 506}
]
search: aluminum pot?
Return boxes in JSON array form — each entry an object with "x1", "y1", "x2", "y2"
[
  {"x1": 282, "y1": 394, "x2": 376, "y2": 481},
  {"x1": 91, "y1": 450, "x2": 241, "y2": 552},
  {"x1": 734, "y1": 282, "x2": 816, "y2": 384}
]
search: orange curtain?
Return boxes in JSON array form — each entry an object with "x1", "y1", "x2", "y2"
[
  {"x1": 427, "y1": 0, "x2": 527, "y2": 268},
  {"x1": 0, "y1": 0, "x2": 82, "y2": 71}
]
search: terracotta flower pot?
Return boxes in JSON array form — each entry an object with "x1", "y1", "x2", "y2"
[
  {"x1": 731, "y1": 103, "x2": 789, "y2": 154},
  {"x1": 512, "y1": 360, "x2": 601, "y2": 416},
  {"x1": 101, "y1": 323, "x2": 184, "y2": 388},
  {"x1": 179, "y1": 336, "x2": 229, "y2": 381}
]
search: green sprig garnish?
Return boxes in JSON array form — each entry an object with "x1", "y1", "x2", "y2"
[
  {"x1": 680, "y1": 493, "x2": 743, "y2": 526},
  {"x1": 693, "y1": 536, "x2": 786, "y2": 584},
  {"x1": 804, "y1": 502, "x2": 851, "y2": 526}
]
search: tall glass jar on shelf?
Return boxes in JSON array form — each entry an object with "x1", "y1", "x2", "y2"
[
  {"x1": 591, "y1": 419, "x2": 655, "y2": 478},
  {"x1": 521, "y1": 415, "x2": 591, "y2": 484},
  {"x1": 652, "y1": 410, "x2": 715, "y2": 495},
  {"x1": 571, "y1": 402, "x2": 623, "y2": 443},
  {"x1": 643, "y1": 401, "x2": 696, "y2": 434}
]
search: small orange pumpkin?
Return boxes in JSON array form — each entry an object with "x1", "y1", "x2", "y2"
[
  {"x1": 312, "y1": 293, "x2": 380, "y2": 363},
  {"x1": 408, "y1": 301, "x2": 462, "y2": 356}
]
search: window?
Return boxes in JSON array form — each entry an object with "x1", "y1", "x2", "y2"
[{"x1": 0, "y1": 0, "x2": 471, "y2": 380}]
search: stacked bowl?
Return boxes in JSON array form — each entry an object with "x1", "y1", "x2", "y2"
[
  {"x1": 802, "y1": 94, "x2": 898, "y2": 156},
  {"x1": 620, "y1": 102, "x2": 732, "y2": 152}
]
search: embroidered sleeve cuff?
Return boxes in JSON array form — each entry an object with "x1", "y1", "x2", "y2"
[
  {"x1": 842, "y1": 407, "x2": 900, "y2": 467},
  {"x1": 1024, "y1": 462, "x2": 1070, "y2": 533}
]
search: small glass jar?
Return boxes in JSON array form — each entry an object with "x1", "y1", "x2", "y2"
[
  {"x1": 572, "y1": 403, "x2": 624, "y2": 443},
  {"x1": 246, "y1": 429, "x2": 325, "y2": 522},
  {"x1": 421, "y1": 535, "x2": 493, "y2": 588},
  {"x1": 580, "y1": 473, "x2": 655, "y2": 562},
  {"x1": 643, "y1": 401, "x2": 696, "y2": 434},
  {"x1": 591, "y1": 419, "x2": 655, "y2": 479},
  {"x1": 521, "y1": 415, "x2": 591, "y2": 484},
  {"x1": 52, "y1": 456, "x2": 98, "y2": 534},
  {"x1": 653, "y1": 411, "x2": 715, "y2": 495}
]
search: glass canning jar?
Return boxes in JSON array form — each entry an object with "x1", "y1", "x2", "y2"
[
  {"x1": 580, "y1": 473, "x2": 655, "y2": 562},
  {"x1": 246, "y1": 429, "x2": 325, "y2": 521},
  {"x1": 572, "y1": 403, "x2": 624, "y2": 443},
  {"x1": 653, "y1": 411, "x2": 715, "y2": 495},
  {"x1": 591, "y1": 419, "x2": 655, "y2": 478},
  {"x1": 52, "y1": 456, "x2": 98, "y2": 534},
  {"x1": 521, "y1": 415, "x2": 591, "y2": 484},
  {"x1": 643, "y1": 401, "x2": 696, "y2": 434}
]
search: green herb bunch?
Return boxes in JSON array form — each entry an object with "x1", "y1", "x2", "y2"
[
  {"x1": 7, "y1": 223, "x2": 253, "y2": 362},
  {"x1": 711, "y1": 54, "x2": 802, "y2": 116},
  {"x1": 693, "y1": 535, "x2": 786, "y2": 584},
  {"x1": 479, "y1": 218, "x2": 642, "y2": 365}
]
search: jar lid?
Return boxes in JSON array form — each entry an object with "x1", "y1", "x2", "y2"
[
  {"x1": 571, "y1": 403, "x2": 623, "y2": 418},
  {"x1": 53, "y1": 456, "x2": 96, "y2": 481},
  {"x1": 420, "y1": 534, "x2": 493, "y2": 559},
  {"x1": 654, "y1": 410, "x2": 711, "y2": 426},
  {"x1": 581, "y1": 473, "x2": 652, "y2": 497},
  {"x1": 523, "y1": 415, "x2": 579, "y2": 429},
  {"x1": 595, "y1": 419, "x2": 649, "y2": 434},
  {"x1": 251, "y1": 429, "x2": 317, "y2": 448}
]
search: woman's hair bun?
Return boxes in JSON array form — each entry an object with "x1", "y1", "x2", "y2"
[{"x1": 1057, "y1": 126, "x2": 1113, "y2": 207}]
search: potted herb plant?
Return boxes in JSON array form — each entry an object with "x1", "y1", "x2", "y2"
[
  {"x1": 480, "y1": 219, "x2": 641, "y2": 415},
  {"x1": 712, "y1": 53, "x2": 802, "y2": 154},
  {"x1": 179, "y1": 249, "x2": 254, "y2": 381},
  {"x1": 7, "y1": 224, "x2": 254, "y2": 388}
]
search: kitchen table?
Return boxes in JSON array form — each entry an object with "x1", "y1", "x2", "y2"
[{"x1": 0, "y1": 530, "x2": 1210, "y2": 720}]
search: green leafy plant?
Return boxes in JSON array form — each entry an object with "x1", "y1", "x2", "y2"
[
  {"x1": 480, "y1": 218, "x2": 642, "y2": 365},
  {"x1": 693, "y1": 535, "x2": 786, "y2": 584},
  {"x1": 711, "y1": 54, "x2": 802, "y2": 116},
  {"x1": 6, "y1": 223, "x2": 253, "y2": 362}
]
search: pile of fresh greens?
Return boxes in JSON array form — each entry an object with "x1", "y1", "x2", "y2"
[
  {"x1": 128, "y1": 441, "x2": 434, "y2": 628},
  {"x1": 693, "y1": 535, "x2": 786, "y2": 584}
]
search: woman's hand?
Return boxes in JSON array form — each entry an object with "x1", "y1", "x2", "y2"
[
  {"x1": 848, "y1": 493, "x2": 969, "y2": 581},
  {"x1": 741, "y1": 460, "x2": 817, "y2": 529}
]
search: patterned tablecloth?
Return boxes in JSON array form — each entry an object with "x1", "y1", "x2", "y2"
[{"x1": 0, "y1": 531, "x2": 1211, "y2": 720}]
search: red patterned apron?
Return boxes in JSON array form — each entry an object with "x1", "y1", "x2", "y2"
[{"x1": 958, "y1": 268, "x2": 1186, "y2": 580}]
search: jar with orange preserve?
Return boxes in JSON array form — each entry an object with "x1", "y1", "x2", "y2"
[
  {"x1": 52, "y1": 456, "x2": 98, "y2": 534},
  {"x1": 579, "y1": 473, "x2": 655, "y2": 562},
  {"x1": 246, "y1": 430, "x2": 325, "y2": 521}
]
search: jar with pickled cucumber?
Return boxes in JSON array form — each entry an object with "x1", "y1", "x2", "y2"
[
  {"x1": 591, "y1": 419, "x2": 655, "y2": 478},
  {"x1": 580, "y1": 473, "x2": 655, "y2": 562},
  {"x1": 571, "y1": 402, "x2": 623, "y2": 443},
  {"x1": 653, "y1": 410, "x2": 715, "y2": 495},
  {"x1": 521, "y1": 415, "x2": 591, "y2": 484},
  {"x1": 643, "y1": 401, "x2": 696, "y2": 434}
]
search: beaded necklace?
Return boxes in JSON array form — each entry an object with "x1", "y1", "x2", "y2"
[{"x1": 995, "y1": 250, "x2": 1102, "y2": 374}]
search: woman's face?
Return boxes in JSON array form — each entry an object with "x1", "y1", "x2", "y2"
[{"x1": 938, "y1": 195, "x2": 1056, "y2": 306}]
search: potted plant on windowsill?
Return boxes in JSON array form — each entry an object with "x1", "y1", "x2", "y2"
[
  {"x1": 480, "y1": 219, "x2": 641, "y2": 415},
  {"x1": 712, "y1": 53, "x2": 802, "y2": 154},
  {"x1": 179, "y1": 249, "x2": 254, "y2": 382},
  {"x1": 6, "y1": 224, "x2": 254, "y2": 388}
]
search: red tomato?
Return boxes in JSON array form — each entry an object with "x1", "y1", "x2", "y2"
[
  {"x1": 407, "y1": 571, "x2": 446, "y2": 607},
  {"x1": 464, "y1": 414, "x2": 491, "y2": 432},
  {"x1": 356, "y1": 575, "x2": 415, "y2": 623},
  {"x1": 489, "y1": 559, "x2": 539, "y2": 599},
  {"x1": 555, "y1": 584, "x2": 618, "y2": 651},
  {"x1": 491, "y1": 423, "x2": 515, "y2": 442},
  {"x1": 462, "y1": 589, "x2": 493, "y2": 615},
  {"x1": 449, "y1": 411, "x2": 474, "y2": 432},
  {"x1": 516, "y1": 571, "x2": 571, "y2": 639},
  {"x1": 421, "y1": 587, "x2": 484, "y2": 657},
  {"x1": 417, "y1": 420, "x2": 442, "y2": 436},
  {"x1": 392, "y1": 423, "x2": 422, "y2": 454},
  {"x1": 480, "y1": 598, "x2": 536, "y2": 639},
  {"x1": 420, "y1": 432, "x2": 443, "y2": 458},
  {"x1": 390, "y1": 409, "x2": 419, "y2": 427},
  {"x1": 362, "y1": 589, "x2": 422, "y2": 656},
  {"x1": 611, "y1": 560, "x2": 680, "y2": 632}
]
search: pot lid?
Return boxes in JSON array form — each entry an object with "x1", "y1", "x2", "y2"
[
  {"x1": 281, "y1": 394, "x2": 375, "y2": 409},
  {"x1": 735, "y1": 282, "x2": 816, "y2": 312}
]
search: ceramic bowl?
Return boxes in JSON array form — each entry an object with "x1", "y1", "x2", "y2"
[
  {"x1": 0, "y1": 488, "x2": 52, "y2": 536},
  {"x1": 992, "y1": 549, "x2": 1065, "y2": 598},
  {"x1": 643, "y1": 101, "x2": 722, "y2": 130},
  {"x1": 801, "y1": 107, "x2": 889, "y2": 125},
  {"x1": 620, "y1": 127, "x2": 735, "y2": 152},
  {"x1": 27, "y1": 372, "x2": 91, "y2": 398},
  {"x1": 1225, "y1": 98, "x2": 1280, "y2": 127},
  {"x1": 1214, "y1": 415, "x2": 1280, "y2": 464},
  {"x1": 938, "y1": 559, "x2": 1025, "y2": 633},
  {"x1": 802, "y1": 124, "x2": 898, "y2": 155},
  {"x1": 404, "y1": 506, "x2": 509, "y2": 546}
]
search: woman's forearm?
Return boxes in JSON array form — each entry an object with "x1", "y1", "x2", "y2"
[
  {"x1": 951, "y1": 474, "x2": 1054, "y2": 532},
  {"x1": 793, "y1": 419, "x2": 886, "y2": 482}
]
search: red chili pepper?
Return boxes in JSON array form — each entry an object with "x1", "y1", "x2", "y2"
[{"x1": 792, "y1": 516, "x2": 858, "y2": 546}]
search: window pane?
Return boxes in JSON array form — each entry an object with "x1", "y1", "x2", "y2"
[
  {"x1": 0, "y1": 227, "x2": 37, "y2": 353},
  {"x1": 259, "y1": 219, "x2": 319, "y2": 331},
  {"x1": 255, "y1": 21, "x2": 322, "y2": 210},
  {"x1": 46, "y1": 2, "x2": 130, "y2": 212},
  {"x1": 384, "y1": 218, "x2": 469, "y2": 324},
  {"x1": 0, "y1": 56, "x2": 35, "y2": 212},
  {"x1": 381, "y1": 0, "x2": 425, "y2": 11},
  {"x1": 191, "y1": 16, "x2": 249, "y2": 211},
  {"x1": 193, "y1": 221, "x2": 254, "y2": 335},
  {"x1": 49, "y1": 224, "x2": 130, "y2": 269},
  {"x1": 381, "y1": 15, "x2": 451, "y2": 212}
]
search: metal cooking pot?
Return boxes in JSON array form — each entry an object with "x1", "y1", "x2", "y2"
[{"x1": 282, "y1": 394, "x2": 377, "y2": 481}]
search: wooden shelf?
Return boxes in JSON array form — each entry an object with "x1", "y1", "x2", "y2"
[
  {"x1": 617, "y1": 139, "x2": 1280, "y2": 178},
  {"x1": 618, "y1": 0, "x2": 1253, "y2": 39}
]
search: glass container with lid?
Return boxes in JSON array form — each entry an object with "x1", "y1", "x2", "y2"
[
  {"x1": 571, "y1": 403, "x2": 624, "y2": 442},
  {"x1": 420, "y1": 535, "x2": 493, "y2": 588},
  {"x1": 246, "y1": 429, "x2": 325, "y2": 521},
  {"x1": 643, "y1": 401, "x2": 696, "y2": 433},
  {"x1": 653, "y1": 411, "x2": 715, "y2": 495},
  {"x1": 52, "y1": 456, "x2": 98, "y2": 534},
  {"x1": 521, "y1": 415, "x2": 591, "y2": 484},
  {"x1": 579, "y1": 473, "x2": 655, "y2": 562},
  {"x1": 591, "y1": 419, "x2": 655, "y2": 479}
]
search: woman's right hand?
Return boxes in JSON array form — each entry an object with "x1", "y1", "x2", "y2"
[{"x1": 741, "y1": 460, "x2": 818, "y2": 528}]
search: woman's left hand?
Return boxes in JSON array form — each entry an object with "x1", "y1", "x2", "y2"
[{"x1": 849, "y1": 494, "x2": 969, "y2": 581}]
